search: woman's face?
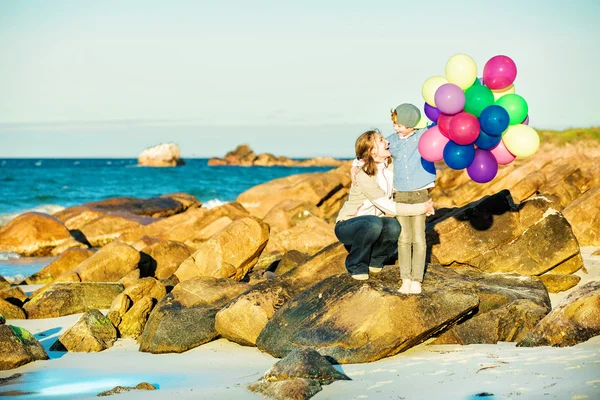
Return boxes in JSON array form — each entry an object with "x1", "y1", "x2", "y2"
[{"x1": 370, "y1": 133, "x2": 390, "y2": 161}]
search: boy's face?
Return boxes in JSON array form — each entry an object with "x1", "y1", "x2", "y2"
[{"x1": 393, "y1": 122, "x2": 414, "y2": 136}]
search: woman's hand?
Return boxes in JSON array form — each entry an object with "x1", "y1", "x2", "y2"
[{"x1": 424, "y1": 199, "x2": 435, "y2": 216}]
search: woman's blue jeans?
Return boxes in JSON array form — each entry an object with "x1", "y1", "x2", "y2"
[{"x1": 334, "y1": 216, "x2": 401, "y2": 275}]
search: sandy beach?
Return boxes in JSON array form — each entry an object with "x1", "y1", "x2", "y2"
[{"x1": 1, "y1": 247, "x2": 598, "y2": 400}]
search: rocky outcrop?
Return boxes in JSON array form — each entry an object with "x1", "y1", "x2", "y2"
[
  {"x1": 138, "y1": 143, "x2": 184, "y2": 167},
  {"x1": 0, "y1": 212, "x2": 86, "y2": 256},
  {"x1": 208, "y1": 144, "x2": 345, "y2": 167},
  {"x1": 257, "y1": 266, "x2": 481, "y2": 364},
  {"x1": 54, "y1": 193, "x2": 200, "y2": 230},
  {"x1": 50, "y1": 309, "x2": 117, "y2": 352},
  {"x1": 0, "y1": 325, "x2": 48, "y2": 370}
]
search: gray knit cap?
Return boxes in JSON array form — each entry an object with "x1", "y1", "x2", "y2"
[{"x1": 392, "y1": 103, "x2": 421, "y2": 128}]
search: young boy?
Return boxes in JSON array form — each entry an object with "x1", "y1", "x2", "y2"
[{"x1": 352, "y1": 103, "x2": 436, "y2": 294}]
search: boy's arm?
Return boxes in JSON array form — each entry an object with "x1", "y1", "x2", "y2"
[
  {"x1": 356, "y1": 172, "x2": 427, "y2": 216},
  {"x1": 350, "y1": 159, "x2": 364, "y2": 186}
]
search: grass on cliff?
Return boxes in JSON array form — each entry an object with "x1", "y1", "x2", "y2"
[{"x1": 536, "y1": 127, "x2": 600, "y2": 145}]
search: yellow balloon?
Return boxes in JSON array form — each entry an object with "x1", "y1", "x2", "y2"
[
  {"x1": 415, "y1": 114, "x2": 428, "y2": 129},
  {"x1": 422, "y1": 76, "x2": 448, "y2": 107},
  {"x1": 502, "y1": 124, "x2": 539, "y2": 157},
  {"x1": 445, "y1": 54, "x2": 477, "y2": 90},
  {"x1": 491, "y1": 84, "x2": 516, "y2": 101}
]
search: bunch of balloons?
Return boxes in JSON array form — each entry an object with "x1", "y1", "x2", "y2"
[{"x1": 418, "y1": 54, "x2": 539, "y2": 183}]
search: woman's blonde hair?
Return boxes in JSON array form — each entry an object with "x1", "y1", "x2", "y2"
[{"x1": 355, "y1": 129, "x2": 387, "y2": 177}]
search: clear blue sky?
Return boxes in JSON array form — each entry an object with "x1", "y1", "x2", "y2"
[{"x1": 1, "y1": 0, "x2": 598, "y2": 158}]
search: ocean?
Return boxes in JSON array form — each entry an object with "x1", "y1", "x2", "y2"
[{"x1": 0, "y1": 158, "x2": 337, "y2": 280}]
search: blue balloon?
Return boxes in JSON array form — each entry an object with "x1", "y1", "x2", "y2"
[
  {"x1": 421, "y1": 157, "x2": 436, "y2": 174},
  {"x1": 443, "y1": 141, "x2": 476, "y2": 170},
  {"x1": 475, "y1": 130, "x2": 502, "y2": 150},
  {"x1": 479, "y1": 105, "x2": 510, "y2": 137}
]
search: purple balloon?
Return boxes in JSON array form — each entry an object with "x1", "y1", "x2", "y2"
[
  {"x1": 424, "y1": 102, "x2": 441, "y2": 122},
  {"x1": 434, "y1": 83, "x2": 465, "y2": 115},
  {"x1": 467, "y1": 148, "x2": 498, "y2": 183},
  {"x1": 521, "y1": 115, "x2": 529, "y2": 125}
]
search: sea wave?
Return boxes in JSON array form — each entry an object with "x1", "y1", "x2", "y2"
[
  {"x1": 202, "y1": 198, "x2": 227, "y2": 209},
  {"x1": 0, "y1": 252, "x2": 20, "y2": 261},
  {"x1": 0, "y1": 204, "x2": 66, "y2": 228},
  {"x1": 1, "y1": 273, "x2": 26, "y2": 283}
]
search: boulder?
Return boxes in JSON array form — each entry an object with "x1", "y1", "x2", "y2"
[
  {"x1": 248, "y1": 347, "x2": 350, "y2": 400},
  {"x1": 262, "y1": 200, "x2": 319, "y2": 233},
  {"x1": 0, "y1": 298, "x2": 26, "y2": 320},
  {"x1": 256, "y1": 266, "x2": 480, "y2": 363},
  {"x1": 0, "y1": 325, "x2": 48, "y2": 370},
  {"x1": 79, "y1": 212, "x2": 157, "y2": 247},
  {"x1": 274, "y1": 251, "x2": 311, "y2": 275},
  {"x1": 98, "y1": 382, "x2": 156, "y2": 397},
  {"x1": 25, "y1": 248, "x2": 95, "y2": 284},
  {"x1": 562, "y1": 186, "x2": 600, "y2": 245},
  {"x1": 215, "y1": 243, "x2": 347, "y2": 346},
  {"x1": 263, "y1": 216, "x2": 337, "y2": 257},
  {"x1": 0, "y1": 212, "x2": 86, "y2": 256},
  {"x1": 174, "y1": 216, "x2": 269, "y2": 282},
  {"x1": 139, "y1": 240, "x2": 193, "y2": 279},
  {"x1": 538, "y1": 274, "x2": 581, "y2": 293},
  {"x1": 107, "y1": 277, "x2": 166, "y2": 338},
  {"x1": 75, "y1": 241, "x2": 140, "y2": 282},
  {"x1": 139, "y1": 277, "x2": 248, "y2": 353},
  {"x1": 24, "y1": 282, "x2": 124, "y2": 319},
  {"x1": 237, "y1": 166, "x2": 351, "y2": 219},
  {"x1": 432, "y1": 267, "x2": 551, "y2": 344},
  {"x1": 50, "y1": 309, "x2": 117, "y2": 352},
  {"x1": 0, "y1": 286, "x2": 27, "y2": 306},
  {"x1": 117, "y1": 203, "x2": 249, "y2": 249},
  {"x1": 137, "y1": 143, "x2": 184, "y2": 167},
  {"x1": 429, "y1": 191, "x2": 581, "y2": 277},
  {"x1": 518, "y1": 280, "x2": 600, "y2": 347},
  {"x1": 117, "y1": 296, "x2": 156, "y2": 339}
]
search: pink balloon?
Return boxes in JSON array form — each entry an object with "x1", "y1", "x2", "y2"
[
  {"x1": 418, "y1": 126, "x2": 450, "y2": 162},
  {"x1": 437, "y1": 113, "x2": 453, "y2": 138},
  {"x1": 448, "y1": 111, "x2": 480, "y2": 145},
  {"x1": 434, "y1": 83, "x2": 465, "y2": 115},
  {"x1": 490, "y1": 139, "x2": 516, "y2": 165},
  {"x1": 483, "y1": 55, "x2": 517, "y2": 90},
  {"x1": 521, "y1": 115, "x2": 529, "y2": 125}
]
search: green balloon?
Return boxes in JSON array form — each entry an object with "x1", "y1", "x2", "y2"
[
  {"x1": 464, "y1": 85, "x2": 494, "y2": 117},
  {"x1": 496, "y1": 94, "x2": 529, "y2": 125}
]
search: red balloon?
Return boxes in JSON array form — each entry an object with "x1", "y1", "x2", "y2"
[
  {"x1": 437, "y1": 113, "x2": 453, "y2": 138},
  {"x1": 448, "y1": 111, "x2": 480, "y2": 145}
]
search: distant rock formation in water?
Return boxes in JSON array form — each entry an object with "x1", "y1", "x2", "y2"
[
  {"x1": 208, "y1": 144, "x2": 345, "y2": 167},
  {"x1": 138, "y1": 143, "x2": 185, "y2": 167}
]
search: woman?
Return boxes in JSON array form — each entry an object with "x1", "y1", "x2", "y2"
[{"x1": 335, "y1": 130, "x2": 434, "y2": 280}]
